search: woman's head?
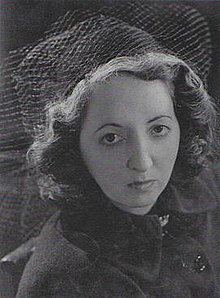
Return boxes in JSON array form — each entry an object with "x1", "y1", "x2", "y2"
[
  {"x1": 80, "y1": 74, "x2": 180, "y2": 215},
  {"x1": 29, "y1": 53, "x2": 217, "y2": 211}
]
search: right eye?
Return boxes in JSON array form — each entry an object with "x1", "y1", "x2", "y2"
[{"x1": 100, "y1": 133, "x2": 124, "y2": 146}]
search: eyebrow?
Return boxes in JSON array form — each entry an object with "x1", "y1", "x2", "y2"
[
  {"x1": 95, "y1": 115, "x2": 172, "y2": 132},
  {"x1": 147, "y1": 115, "x2": 172, "y2": 123},
  {"x1": 95, "y1": 123, "x2": 122, "y2": 132}
]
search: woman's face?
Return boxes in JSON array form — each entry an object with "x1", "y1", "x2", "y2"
[{"x1": 80, "y1": 75, "x2": 180, "y2": 215}]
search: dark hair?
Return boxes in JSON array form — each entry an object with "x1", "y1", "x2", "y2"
[{"x1": 28, "y1": 53, "x2": 218, "y2": 206}]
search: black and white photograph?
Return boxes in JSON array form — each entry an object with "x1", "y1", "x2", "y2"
[{"x1": 0, "y1": 0, "x2": 220, "y2": 297}]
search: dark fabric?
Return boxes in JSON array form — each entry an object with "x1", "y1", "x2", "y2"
[{"x1": 16, "y1": 165, "x2": 220, "y2": 298}]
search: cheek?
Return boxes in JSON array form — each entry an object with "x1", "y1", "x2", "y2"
[
  {"x1": 80, "y1": 143, "x2": 125, "y2": 183},
  {"x1": 92, "y1": 153, "x2": 125, "y2": 179},
  {"x1": 163, "y1": 134, "x2": 180, "y2": 172},
  {"x1": 85, "y1": 159, "x2": 124, "y2": 195}
]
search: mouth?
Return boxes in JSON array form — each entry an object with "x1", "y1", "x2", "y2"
[{"x1": 127, "y1": 180, "x2": 156, "y2": 192}]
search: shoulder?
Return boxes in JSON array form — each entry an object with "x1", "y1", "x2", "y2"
[
  {"x1": 16, "y1": 212, "x2": 99, "y2": 297},
  {"x1": 197, "y1": 162, "x2": 220, "y2": 199},
  {"x1": 169, "y1": 162, "x2": 220, "y2": 214},
  {"x1": 27, "y1": 212, "x2": 93, "y2": 272}
]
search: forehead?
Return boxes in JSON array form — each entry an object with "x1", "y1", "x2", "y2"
[{"x1": 85, "y1": 75, "x2": 175, "y2": 124}]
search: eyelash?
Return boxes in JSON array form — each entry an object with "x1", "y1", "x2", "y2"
[
  {"x1": 151, "y1": 125, "x2": 170, "y2": 137},
  {"x1": 100, "y1": 133, "x2": 124, "y2": 146}
]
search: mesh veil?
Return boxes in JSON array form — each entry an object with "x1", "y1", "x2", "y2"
[{"x1": 1, "y1": 2, "x2": 212, "y2": 149}]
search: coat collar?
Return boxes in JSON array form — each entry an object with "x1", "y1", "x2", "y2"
[
  {"x1": 167, "y1": 166, "x2": 219, "y2": 213},
  {"x1": 58, "y1": 166, "x2": 219, "y2": 285},
  {"x1": 61, "y1": 202, "x2": 165, "y2": 283},
  {"x1": 60, "y1": 166, "x2": 219, "y2": 242}
]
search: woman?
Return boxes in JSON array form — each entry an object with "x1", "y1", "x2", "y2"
[{"x1": 7, "y1": 2, "x2": 219, "y2": 297}]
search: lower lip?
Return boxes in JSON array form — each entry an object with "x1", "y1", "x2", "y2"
[{"x1": 127, "y1": 181, "x2": 156, "y2": 192}]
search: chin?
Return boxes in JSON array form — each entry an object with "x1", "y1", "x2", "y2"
[
  {"x1": 131, "y1": 206, "x2": 154, "y2": 215},
  {"x1": 112, "y1": 196, "x2": 157, "y2": 210},
  {"x1": 114, "y1": 202, "x2": 154, "y2": 215}
]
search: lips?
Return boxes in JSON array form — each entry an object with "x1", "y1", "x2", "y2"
[{"x1": 127, "y1": 180, "x2": 156, "y2": 192}]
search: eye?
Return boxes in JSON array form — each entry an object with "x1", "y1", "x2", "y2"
[
  {"x1": 151, "y1": 125, "x2": 170, "y2": 137},
  {"x1": 100, "y1": 133, "x2": 124, "y2": 145}
]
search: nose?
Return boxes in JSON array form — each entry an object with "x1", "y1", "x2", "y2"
[{"x1": 127, "y1": 136, "x2": 153, "y2": 172}]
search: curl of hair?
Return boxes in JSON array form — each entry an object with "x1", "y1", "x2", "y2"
[{"x1": 28, "y1": 52, "x2": 219, "y2": 206}]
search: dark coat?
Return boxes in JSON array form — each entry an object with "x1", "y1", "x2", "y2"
[{"x1": 16, "y1": 165, "x2": 220, "y2": 298}]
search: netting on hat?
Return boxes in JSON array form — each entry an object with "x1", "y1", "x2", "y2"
[
  {"x1": 0, "y1": 1, "x2": 213, "y2": 252},
  {"x1": 15, "y1": 15, "x2": 166, "y2": 137},
  {"x1": 1, "y1": 1, "x2": 212, "y2": 150}
]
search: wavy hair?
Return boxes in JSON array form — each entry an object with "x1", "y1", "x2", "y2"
[{"x1": 28, "y1": 52, "x2": 218, "y2": 206}]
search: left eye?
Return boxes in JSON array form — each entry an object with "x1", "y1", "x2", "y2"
[
  {"x1": 100, "y1": 133, "x2": 124, "y2": 145},
  {"x1": 151, "y1": 125, "x2": 170, "y2": 137}
]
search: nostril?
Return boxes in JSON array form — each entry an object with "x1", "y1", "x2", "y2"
[{"x1": 126, "y1": 159, "x2": 132, "y2": 170}]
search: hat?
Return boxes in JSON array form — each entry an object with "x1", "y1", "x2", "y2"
[{"x1": 1, "y1": 1, "x2": 212, "y2": 151}]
